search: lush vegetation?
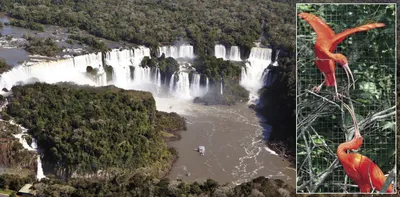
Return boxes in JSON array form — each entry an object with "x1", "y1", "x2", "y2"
[
  {"x1": 0, "y1": 121, "x2": 36, "y2": 172},
  {"x1": 193, "y1": 56, "x2": 243, "y2": 84},
  {"x1": 0, "y1": 58, "x2": 11, "y2": 74},
  {"x1": 3, "y1": 83, "x2": 185, "y2": 179},
  {"x1": 155, "y1": 111, "x2": 186, "y2": 141},
  {"x1": 18, "y1": 175, "x2": 293, "y2": 197},
  {"x1": 0, "y1": 0, "x2": 294, "y2": 57},
  {"x1": 193, "y1": 56, "x2": 249, "y2": 105},
  {"x1": 140, "y1": 54, "x2": 180, "y2": 84},
  {"x1": 9, "y1": 18, "x2": 44, "y2": 31},
  {"x1": 0, "y1": 174, "x2": 34, "y2": 191},
  {"x1": 68, "y1": 34, "x2": 108, "y2": 52},
  {"x1": 257, "y1": 58, "x2": 295, "y2": 165},
  {"x1": 24, "y1": 36, "x2": 62, "y2": 57}
]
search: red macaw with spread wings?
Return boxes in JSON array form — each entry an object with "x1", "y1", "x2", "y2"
[{"x1": 298, "y1": 13, "x2": 385, "y2": 98}]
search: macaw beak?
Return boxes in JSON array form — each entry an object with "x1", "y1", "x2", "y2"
[{"x1": 342, "y1": 63, "x2": 355, "y2": 90}]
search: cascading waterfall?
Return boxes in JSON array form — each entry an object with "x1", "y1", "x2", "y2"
[
  {"x1": 262, "y1": 69, "x2": 277, "y2": 88},
  {"x1": 240, "y1": 47, "x2": 272, "y2": 102},
  {"x1": 0, "y1": 53, "x2": 105, "y2": 91},
  {"x1": 158, "y1": 44, "x2": 195, "y2": 59},
  {"x1": 272, "y1": 50, "x2": 280, "y2": 67},
  {"x1": 214, "y1": 45, "x2": 227, "y2": 60},
  {"x1": 0, "y1": 45, "x2": 265, "y2": 101},
  {"x1": 229, "y1": 46, "x2": 241, "y2": 61},
  {"x1": 169, "y1": 71, "x2": 207, "y2": 99},
  {"x1": 174, "y1": 72, "x2": 191, "y2": 99},
  {"x1": 105, "y1": 49, "x2": 133, "y2": 87},
  {"x1": 154, "y1": 67, "x2": 162, "y2": 88},
  {"x1": 1, "y1": 99, "x2": 46, "y2": 180},
  {"x1": 13, "y1": 131, "x2": 46, "y2": 180},
  {"x1": 105, "y1": 47, "x2": 152, "y2": 88},
  {"x1": 206, "y1": 77, "x2": 209, "y2": 93},
  {"x1": 190, "y1": 73, "x2": 201, "y2": 97},
  {"x1": 220, "y1": 78, "x2": 223, "y2": 95},
  {"x1": 214, "y1": 45, "x2": 241, "y2": 61},
  {"x1": 169, "y1": 73, "x2": 175, "y2": 93}
]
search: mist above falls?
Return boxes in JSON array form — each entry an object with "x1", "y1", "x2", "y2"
[{"x1": 0, "y1": 44, "x2": 277, "y2": 102}]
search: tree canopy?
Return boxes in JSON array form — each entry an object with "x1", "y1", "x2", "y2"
[{"x1": 4, "y1": 83, "x2": 185, "y2": 179}]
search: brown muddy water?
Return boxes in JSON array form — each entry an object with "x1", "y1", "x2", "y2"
[{"x1": 156, "y1": 97, "x2": 295, "y2": 186}]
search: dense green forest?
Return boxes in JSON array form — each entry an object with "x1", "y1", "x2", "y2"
[
  {"x1": 0, "y1": 58, "x2": 11, "y2": 74},
  {"x1": 3, "y1": 83, "x2": 185, "y2": 179},
  {"x1": 9, "y1": 18, "x2": 44, "y2": 31},
  {"x1": 140, "y1": 54, "x2": 180, "y2": 82},
  {"x1": 23, "y1": 35, "x2": 62, "y2": 57},
  {"x1": 0, "y1": 0, "x2": 294, "y2": 57},
  {"x1": 192, "y1": 56, "x2": 249, "y2": 105},
  {"x1": 0, "y1": 174, "x2": 295, "y2": 197}
]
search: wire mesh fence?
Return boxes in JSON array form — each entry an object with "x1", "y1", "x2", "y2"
[{"x1": 296, "y1": 3, "x2": 396, "y2": 194}]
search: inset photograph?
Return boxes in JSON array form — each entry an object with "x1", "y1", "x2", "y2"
[{"x1": 296, "y1": 3, "x2": 396, "y2": 194}]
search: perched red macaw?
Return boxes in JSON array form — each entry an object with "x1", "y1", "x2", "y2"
[
  {"x1": 337, "y1": 103, "x2": 393, "y2": 193},
  {"x1": 298, "y1": 12, "x2": 385, "y2": 98}
]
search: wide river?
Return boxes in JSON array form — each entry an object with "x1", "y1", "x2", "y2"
[
  {"x1": 0, "y1": 12, "x2": 295, "y2": 186},
  {"x1": 156, "y1": 97, "x2": 295, "y2": 186}
]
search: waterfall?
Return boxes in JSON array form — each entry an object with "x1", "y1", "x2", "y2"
[
  {"x1": 220, "y1": 79, "x2": 223, "y2": 95},
  {"x1": 105, "y1": 49, "x2": 133, "y2": 88},
  {"x1": 240, "y1": 47, "x2": 272, "y2": 102},
  {"x1": 214, "y1": 45, "x2": 227, "y2": 60},
  {"x1": 158, "y1": 44, "x2": 194, "y2": 59},
  {"x1": 190, "y1": 73, "x2": 201, "y2": 97},
  {"x1": 0, "y1": 53, "x2": 104, "y2": 91},
  {"x1": 8, "y1": 118, "x2": 46, "y2": 181},
  {"x1": 36, "y1": 155, "x2": 46, "y2": 180},
  {"x1": 206, "y1": 77, "x2": 209, "y2": 93},
  {"x1": 272, "y1": 50, "x2": 280, "y2": 67},
  {"x1": 105, "y1": 47, "x2": 151, "y2": 88},
  {"x1": 0, "y1": 45, "x2": 218, "y2": 100},
  {"x1": 229, "y1": 46, "x2": 241, "y2": 61},
  {"x1": 214, "y1": 45, "x2": 241, "y2": 61},
  {"x1": 170, "y1": 72, "x2": 191, "y2": 99},
  {"x1": 155, "y1": 67, "x2": 161, "y2": 87},
  {"x1": 169, "y1": 73, "x2": 175, "y2": 93}
]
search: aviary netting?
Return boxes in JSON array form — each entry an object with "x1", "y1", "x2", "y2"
[{"x1": 296, "y1": 4, "x2": 396, "y2": 193}]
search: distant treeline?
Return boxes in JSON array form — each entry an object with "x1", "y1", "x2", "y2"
[{"x1": 0, "y1": 0, "x2": 294, "y2": 57}]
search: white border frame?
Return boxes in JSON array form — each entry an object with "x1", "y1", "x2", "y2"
[{"x1": 295, "y1": 3, "x2": 397, "y2": 195}]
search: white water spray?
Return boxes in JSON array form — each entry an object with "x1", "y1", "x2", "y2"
[
  {"x1": 214, "y1": 45, "x2": 241, "y2": 61},
  {"x1": 240, "y1": 47, "x2": 272, "y2": 102},
  {"x1": 159, "y1": 44, "x2": 195, "y2": 59}
]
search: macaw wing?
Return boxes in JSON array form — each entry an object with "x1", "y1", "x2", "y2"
[
  {"x1": 330, "y1": 23, "x2": 385, "y2": 50},
  {"x1": 298, "y1": 12, "x2": 335, "y2": 40}
]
